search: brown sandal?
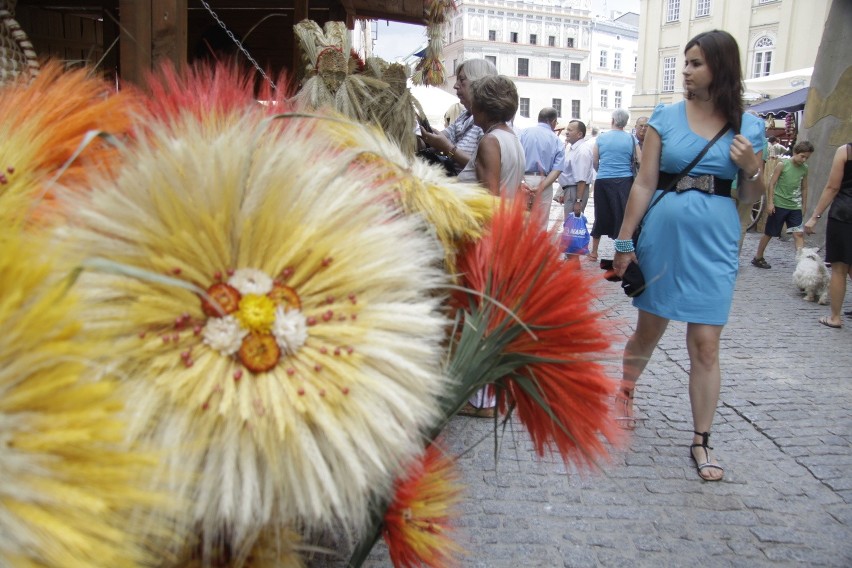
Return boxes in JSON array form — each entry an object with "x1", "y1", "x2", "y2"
[
  {"x1": 614, "y1": 381, "x2": 636, "y2": 430},
  {"x1": 458, "y1": 403, "x2": 496, "y2": 419}
]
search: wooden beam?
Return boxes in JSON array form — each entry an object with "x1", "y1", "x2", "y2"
[
  {"x1": 151, "y1": 0, "x2": 187, "y2": 67},
  {"x1": 291, "y1": 0, "x2": 307, "y2": 76},
  {"x1": 118, "y1": 0, "x2": 150, "y2": 86}
]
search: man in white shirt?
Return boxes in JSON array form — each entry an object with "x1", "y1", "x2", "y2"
[{"x1": 557, "y1": 120, "x2": 596, "y2": 219}]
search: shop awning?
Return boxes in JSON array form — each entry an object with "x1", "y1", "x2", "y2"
[{"x1": 746, "y1": 87, "x2": 808, "y2": 118}]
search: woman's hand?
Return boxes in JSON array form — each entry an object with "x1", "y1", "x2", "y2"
[
  {"x1": 803, "y1": 217, "x2": 818, "y2": 235},
  {"x1": 420, "y1": 130, "x2": 452, "y2": 154},
  {"x1": 613, "y1": 251, "x2": 637, "y2": 277},
  {"x1": 730, "y1": 134, "x2": 760, "y2": 173}
]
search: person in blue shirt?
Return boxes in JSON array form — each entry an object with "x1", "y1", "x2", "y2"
[
  {"x1": 519, "y1": 107, "x2": 565, "y2": 228},
  {"x1": 612, "y1": 30, "x2": 766, "y2": 481},
  {"x1": 589, "y1": 108, "x2": 641, "y2": 261}
]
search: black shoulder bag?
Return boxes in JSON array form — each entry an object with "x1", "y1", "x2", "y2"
[{"x1": 622, "y1": 122, "x2": 731, "y2": 297}]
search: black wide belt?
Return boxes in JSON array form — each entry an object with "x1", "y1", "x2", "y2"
[{"x1": 658, "y1": 172, "x2": 733, "y2": 198}]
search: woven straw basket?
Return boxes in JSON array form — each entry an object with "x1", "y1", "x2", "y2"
[{"x1": 1, "y1": 0, "x2": 39, "y2": 85}]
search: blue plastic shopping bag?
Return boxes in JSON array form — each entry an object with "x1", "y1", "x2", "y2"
[{"x1": 562, "y1": 213, "x2": 590, "y2": 255}]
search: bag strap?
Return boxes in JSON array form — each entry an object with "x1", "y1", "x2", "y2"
[{"x1": 646, "y1": 122, "x2": 732, "y2": 212}]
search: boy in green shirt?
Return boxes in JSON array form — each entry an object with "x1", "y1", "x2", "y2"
[{"x1": 751, "y1": 141, "x2": 815, "y2": 269}]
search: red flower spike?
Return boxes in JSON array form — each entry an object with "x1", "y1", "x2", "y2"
[
  {"x1": 320, "y1": 347, "x2": 328, "y2": 354},
  {"x1": 6, "y1": 167, "x2": 13, "y2": 174},
  {"x1": 453, "y1": 197, "x2": 622, "y2": 467},
  {"x1": 193, "y1": 325, "x2": 202, "y2": 336},
  {"x1": 383, "y1": 445, "x2": 464, "y2": 568},
  {"x1": 233, "y1": 369, "x2": 243, "y2": 381},
  {"x1": 213, "y1": 271, "x2": 222, "y2": 281},
  {"x1": 306, "y1": 316, "x2": 317, "y2": 326},
  {"x1": 172, "y1": 267, "x2": 182, "y2": 275}
]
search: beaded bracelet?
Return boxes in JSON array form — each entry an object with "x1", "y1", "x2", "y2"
[{"x1": 614, "y1": 239, "x2": 635, "y2": 253}]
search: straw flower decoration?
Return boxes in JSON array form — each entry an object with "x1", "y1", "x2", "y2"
[
  {"x1": 383, "y1": 445, "x2": 465, "y2": 568},
  {"x1": 63, "y1": 109, "x2": 451, "y2": 557},
  {"x1": 0, "y1": 61, "x2": 138, "y2": 213},
  {"x1": 298, "y1": 113, "x2": 496, "y2": 273},
  {"x1": 451, "y1": 198, "x2": 621, "y2": 466},
  {"x1": 0, "y1": 225, "x2": 170, "y2": 567}
]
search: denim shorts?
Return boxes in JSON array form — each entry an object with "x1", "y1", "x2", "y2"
[{"x1": 765, "y1": 206, "x2": 803, "y2": 236}]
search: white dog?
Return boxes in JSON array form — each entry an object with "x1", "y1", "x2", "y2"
[{"x1": 792, "y1": 247, "x2": 830, "y2": 304}]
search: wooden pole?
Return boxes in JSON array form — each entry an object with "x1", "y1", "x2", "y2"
[{"x1": 118, "y1": 0, "x2": 187, "y2": 86}]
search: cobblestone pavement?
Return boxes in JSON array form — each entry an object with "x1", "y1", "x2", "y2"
[{"x1": 356, "y1": 198, "x2": 852, "y2": 568}]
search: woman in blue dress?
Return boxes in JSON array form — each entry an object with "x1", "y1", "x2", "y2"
[{"x1": 612, "y1": 30, "x2": 766, "y2": 481}]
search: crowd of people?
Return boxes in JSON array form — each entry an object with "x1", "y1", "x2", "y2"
[{"x1": 416, "y1": 30, "x2": 850, "y2": 474}]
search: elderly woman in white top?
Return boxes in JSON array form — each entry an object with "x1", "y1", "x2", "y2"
[
  {"x1": 420, "y1": 59, "x2": 498, "y2": 175},
  {"x1": 455, "y1": 75, "x2": 525, "y2": 417}
]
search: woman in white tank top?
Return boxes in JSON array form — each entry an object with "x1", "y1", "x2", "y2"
[{"x1": 457, "y1": 75, "x2": 525, "y2": 198}]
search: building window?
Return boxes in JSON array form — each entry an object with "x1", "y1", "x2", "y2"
[
  {"x1": 758, "y1": 0, "x2": 774, "y2": 3},
  {"x1": 529, "y1": 34, "x2": 537, "y2": 45},
  {"x1": 485, "y1": 55, "x2": 497, "y2": 67},
  {"x1": 695, "y1": 0, "x2": 711, "y2": 17},
  {"x1": 666, "y1": 0, "x2": 680, "y2": 22},
  {"x1": 548, "y1": 35, "x2": 556, "y2": 47},
  {"x1": 488, "y1": 30, "x2": 496, "y2": 41},
  {"x1": 570, "y1": 62, "x2": 581, "y2": 81},
  {"x1": 510, "y1": 32, "x2": 518, "y2": 43},
  {"x1": 452, "y1": 59, "x2": 458, "y2": 76},
  {"x1": 519, "y1": 97, "x2": 530, "y2": 118},
  {"x1": 566, "y1": 37, "x2": 574, "y2": 48},
  {"x1": 752, "y1": 36, "x2": 774, "y2": 78},
  {"x1": 600, "y1": 89, "x2": 608, "y2": 109},
  {"x1": 614, "y1": 90, "x2": 622, "y2": 108},
  {"x1": 599, "y1": 50, "x2": 608, "y2": 68},
  {"x1": 662, "y1": 56, "x2": 676, "y2": 91},
  {"x1": 552, "y1": 98, "x2": 562, "y2": 116},
  {"x1": 614, "y1": 52, "x2": 622, "y2": 71},
  {"x1": 518, "y1": 58, "x2": 529, "y2": 77},
  {"x1": 634, "y1": 55, "x2": 638, "y2": 73},
  {"x1": 550, "y1": 61, "x2": 561, "y2": 79},
  {"x1": 571, "y1": 99, "x2": 580, "y2": 119}
]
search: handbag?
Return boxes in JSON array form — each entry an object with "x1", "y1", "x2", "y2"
[
  {"x1": 624, "y1": 122, "x2": 732, "y2": 298},
  {"x1": 415, "y1": 147, "x2": 457, "y2": 176},
  {"x1": 562, "y1": 213, "x2": 590, "y2": 255}
]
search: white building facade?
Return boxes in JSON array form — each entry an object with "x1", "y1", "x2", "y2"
[
  {"x1": 438, "y1": 0, "x2": 638, "y2": 131},
  {"x1": 631, "y1": 0, "x2": 831, "y2": 116}
]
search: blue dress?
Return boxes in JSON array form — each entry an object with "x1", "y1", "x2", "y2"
[{"x1": 632, "y1": 102, "x2": 765, "y2": 325}]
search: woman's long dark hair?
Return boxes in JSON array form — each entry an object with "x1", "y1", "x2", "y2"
[{"x1": 685, "y1": 30, "x2": 744, "y2": 132}]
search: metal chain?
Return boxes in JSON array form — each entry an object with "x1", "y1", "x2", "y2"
[{"x1": 198, "y1": 0, "x2": 276, "y2": 90}]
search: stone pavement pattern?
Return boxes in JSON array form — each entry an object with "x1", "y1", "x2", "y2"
[{"x1": 351, "y1": 199, "x2": 852, "y2": 567}]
